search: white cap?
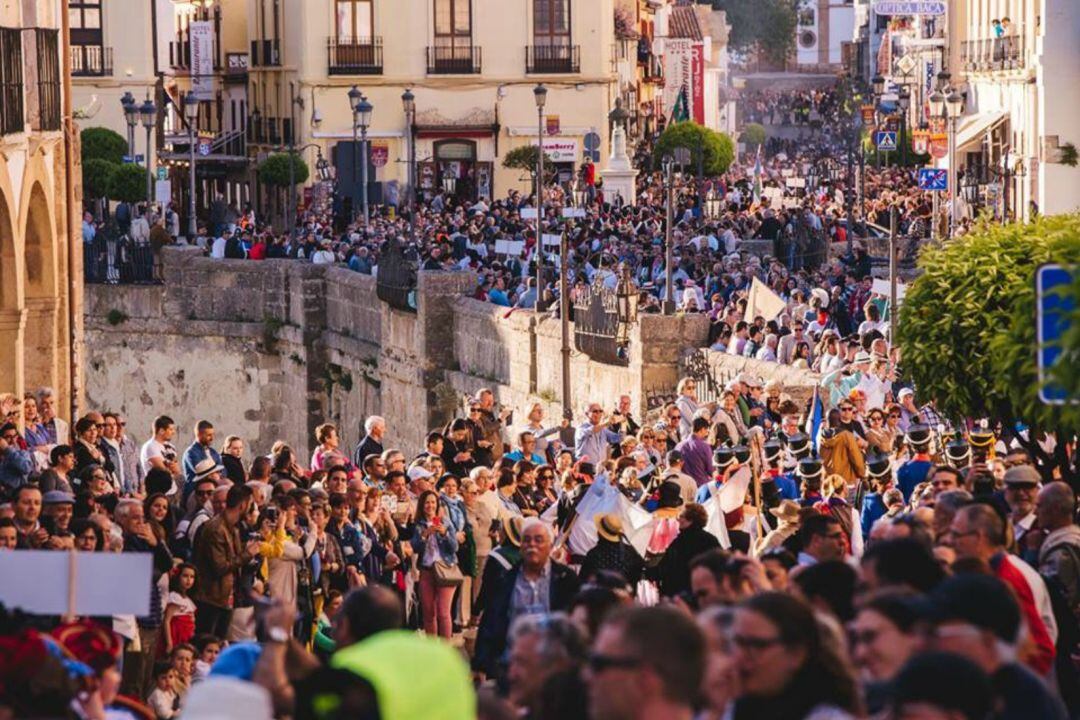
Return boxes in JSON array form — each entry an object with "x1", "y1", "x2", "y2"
[{"x1": 408, "y1": 465, "x2": 434, "y2": 482}]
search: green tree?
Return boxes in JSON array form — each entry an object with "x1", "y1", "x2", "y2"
[
  {"x1": 82, "y1": 158, "x2": 116, "y2": 200},
  {"x1": 106, "y1": 163, "x2": 148, "y2": 203},
  {"x1": 702, "y1": 0, "x2": 797, "y2": 65},
  {"x1": 257, "y1": 152, "x2": 310, "y2": 187},
  {"x1": 741, "y1": 123, "x2": 767, "y2": 150},
  {"x1": 653, "y1": 121, "x2": 735, "y2": 176},
  {"x1": 81, "y1": 127, "x2": 128, "y2": 165},
  {"x1": 897, "y1": 214, "x2": 1080, "y2": 477},
  {"x1": 502, "y1": 145, "x2": 554, "y2": 173}
]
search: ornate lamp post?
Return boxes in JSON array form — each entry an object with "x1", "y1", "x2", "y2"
[
  {"x1": 183, "y1": 92, "x2": 200, "y2": 238},
  {"x1": 139, "y1": 97, "x2": 156, "y2": 206},
  {"x1": 120, "y1": 92, "x2": 137, "y2": 157},
  {"x1": 401, "y1": 88, "x2": 416, "y2": 241},
  {"x1": 661, "y1": 153, "x2": 675, "y2": 315},
  {"x1": 356, "y1": 95, "x2": 373, "y2": 226},
  {"x1": 347, "y1": 85, "x2": 363, "y2": 221},
  {"x1": 929, "y1": 78, "x2": 965, "y2": 236},
  {"x1": 534, "y1": 84, "x2": 548, "y2": 312}
]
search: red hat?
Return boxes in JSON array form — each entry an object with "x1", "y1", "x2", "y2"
[{"x1": 51, "y1": 621, "x2": 121, "y2": 674}]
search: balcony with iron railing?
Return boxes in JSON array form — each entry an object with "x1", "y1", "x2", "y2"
[
  {"x1": 170, "y1": 39, "x2": 190, "y2": 69},
  {"x1": 71, "y1": 45, "x2": 113, "y2": 77},
  {"x1": 961, "y1": 34, "x2": 1025, "y2": 73},
  {"x1": 250, "y1": 38, "x2": 281, "y2": 67},
  {"x1": 427, "y1": 45, "x2": 481, "y2": 74},
  {"x1": 328, "y1": 36, "x2": 383, "y2": 75},
  {"x1": 526, "y1": 44, "x2": 580, "y2": 74},
  {"x1": 642, "y1": 52, "x2": 664, "y2": 84}
]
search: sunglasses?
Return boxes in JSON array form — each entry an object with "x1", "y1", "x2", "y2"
[{"x1": 840, "y1": 407, "x2": 854, "y2": 412}]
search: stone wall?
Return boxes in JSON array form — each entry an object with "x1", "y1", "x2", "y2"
[
  {"x1": 85, "y1": 248, "x2": 782, "y2": 462},
  {"x1": 693, "y1": 350, "x2": 821, "y2": 405}
]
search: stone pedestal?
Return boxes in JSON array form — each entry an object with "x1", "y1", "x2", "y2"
[{"x1": 599, "y1": 126, "x2": 639, "y2": 206}]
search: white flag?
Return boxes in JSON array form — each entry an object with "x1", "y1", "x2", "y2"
[{"x1": 743, "y1": 277, "x2": 787, "y2": 323}]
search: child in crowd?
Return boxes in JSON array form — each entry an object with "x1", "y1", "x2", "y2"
[
  {"x1": 169, "y1": 644, "x2": 196, "y2": 704},
  {"x1": 162, "y1": 563, "x2": 197, "y2": 655},
  {"x1": 146, "y1": 662, "x2": 178, "y2": 720},
  {"x1": 192, "y1": 634, "x2": 222, "y2": 680}
]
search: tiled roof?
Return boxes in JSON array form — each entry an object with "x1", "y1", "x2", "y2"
[{"x1": 669, "y1": 5, "x2": 703, "y2": 41}]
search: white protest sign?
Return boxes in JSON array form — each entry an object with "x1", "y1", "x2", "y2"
[
  {"x1": 786, "y1": 177, "x2": 807, "y2": 188},
  {"x1": 871, "y1": 277, "x2": 907, "y2": 301},
  {"x1": 781, "y1": 168, "x2": 795, "y2": 177},
  {"x1": 520, "y1": 208, "x2": 538, "y2": 219},
  {"x1": 0, "y1": 550, "x2": 152, "y2": 616},
  {"x1": 542, "y1": 233, "x2": 562, "y2": 247},
  {"x1": 562, "y1": 207, "x2": 586, "y2": 218},
  {"x1": 495, "y1": 239, "x2": 525, "y2": 256}
]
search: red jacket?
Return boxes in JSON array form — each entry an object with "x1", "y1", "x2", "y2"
[{"x1": 992, "y1": 552, "x2": 1056, "y2": 676}]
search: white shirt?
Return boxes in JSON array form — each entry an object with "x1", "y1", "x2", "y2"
[
  {"x1": 311, "y1": 249, "x2": 336, "y2": 265},
  {"x1": 139, "y1": 437, "x2": 176, "y2": 474},
  {"x1": 210, "y1": 236, "x2": 227, "y2": 258}
]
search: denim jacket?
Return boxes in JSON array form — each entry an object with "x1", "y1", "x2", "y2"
[
  {"x1": 441, "y1": 494, "x2": 469, "y2": 536},
  {"x1": 410, "y1": 518, "x2": 459, "y2": 568}
]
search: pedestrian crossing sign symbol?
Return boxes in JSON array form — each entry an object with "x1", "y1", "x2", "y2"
[
  {"x1": 875, "y1": 131, "x2": 898, "y2": 151},
  {"x1": 917, "y1": 168, "x2": 947, "y2": 191}
]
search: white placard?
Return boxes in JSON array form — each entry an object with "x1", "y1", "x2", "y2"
[
  {"x1": 542, "y1": 233, "x2": 562, "y2": 247},
  {"x1": 190, "y1": 21, "x2": 215, "y2": 101},
  {"x1": 0, "y1": 550, "x2": 152, "y2": 616},
  {"x1": 781, "y1": 168, "x2": 795, "y2": 177},
  {"x1": 562, "y1": 207, "x2": 586, "y2": 218},
  {"x1": 155, "y1": 180, "x2": 171, "y2": 206},
  {"x1": 871, "y1": 278, "x2": 907, "y2": 301},
  {"x1": 520, "y1": 208, "x2": 538, "y2": 219},
  {"x1": 785, "y1": 177, "x2": 807, "y2": 188},
  {"x1": 495, "y1": 239, "x2": 525, "y2": 256}
]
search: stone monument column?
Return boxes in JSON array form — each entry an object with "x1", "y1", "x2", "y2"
[{"x1": 599, "y1": 125, "x2": 640, "y2": 206}]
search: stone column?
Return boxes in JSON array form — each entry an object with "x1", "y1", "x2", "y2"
[
  {"x1": 599, "y1": 125, "x2": 640, "y2": 206},
  {"x1": 0, "y1": 308, "x2": 26, "y2": 397},
  {"x1": 23, "y1": 296, "x2": 60, "y2": 391}
]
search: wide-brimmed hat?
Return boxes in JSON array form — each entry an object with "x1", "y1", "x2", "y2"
[
  {"x1": 51, "y1": 621, "x2": 122, "y2": 674},
  {"x1": 502, "y1": 515, "x2": 524, "y2": 547},
  {"x1": 193, "y1": 458, "x2": 225, "y2": 482},
  {"x1": 657, "y1": 480, "x2": 684, "y2": 509},
  {"x1": 770, "y1": 500, "x2": 802, "y2": 523},
  {"x1": 595, "y1": 513, "x2": 625, "y2": 543}
]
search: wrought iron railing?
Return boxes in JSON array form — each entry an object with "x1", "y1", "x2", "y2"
[
  {"x1": 427, "y1": 45, "x2": 482, "y2": 74},
  {"x1": 961, "y1": 34, "x2": 1024, "y2": 72},
  {"x1": 84, "y1": 227, "x2": 160, "y2": 285},
  {"x1": 71, "y1": 45, "x2": 113, "y2": 76},
  {"x1": 573, "y1": 277, "x2": 636, "y2": 366},
  {"x1": 375, "y1": 236, "x2": 417, "y2": 312},
  {"x1": 526, "y1": 44, "x2": 580, "y2": 74},
  {"x1": 328, "y1": 36, "x2": 383, "y2": 75},
  {"x1": 0, "y1": 28, "x2": 23, "y2": 136},
  {"x1": 250, "y1": 38, "x2": 281, "y2": 67},
  {"x1": 35, "y1": 29, "x2": 61, "y2": 132}
]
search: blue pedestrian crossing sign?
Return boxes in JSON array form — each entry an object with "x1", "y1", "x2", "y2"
[
  {"x1": 917, "y1": 168, "x2": 948, "y2": 191},
  {"x1": 1036, "y1": 264, "x2": 1077, "y2": 404},
  {"x1": 875, "y1": 131, "x2": 898, "y2": 151}
]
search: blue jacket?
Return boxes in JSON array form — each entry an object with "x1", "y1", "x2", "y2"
[
  {"x1": 328, "y1": 519, "x2": 371, "y2": 571},
  {"x1": 860, "y1": 492, "x2": 888, "y2": 538},
  {"x1": 441, "y1": 494, "x2": 469, "y2": 536},
  {"x1": 182, "y1": 441, "x2": 222, "y2": 484},
  {"x1": 0, "y1": 447, "x2": 34, "y2": 491},
  {"x1": 410, "y1": 518, "x2": 460, "y2": 568},
  {"x1": 897, "y1": 459, "x2": 932, "y2": 502}
]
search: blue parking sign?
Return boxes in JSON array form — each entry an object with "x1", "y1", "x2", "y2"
[
  {"x1": 1037, "y1": 264, "x2": 1077, "y2": 404},
  {"x1": 917, "y1": 168, "x2": 948, "y2": 191},
  {"x1": 875, "y1": 131, "x2": 897, "y2": 151}
]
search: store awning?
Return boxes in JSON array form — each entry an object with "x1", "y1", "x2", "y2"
[{"x1": 955, "y1": 111, "x2": 1008, "y2": 152}]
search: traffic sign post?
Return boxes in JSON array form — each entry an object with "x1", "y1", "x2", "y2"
[
  {"x1": 875, "y1": 131, "x2": 898, "y2": 152},
  {"x1": 1036, "y1": 264, "x2": 1077, "y2": 404},
  {"x1": 917, "y1": 168, "x2": 948, "y2": 191}
]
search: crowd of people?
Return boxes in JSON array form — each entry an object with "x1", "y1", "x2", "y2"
[
  {"x1": 2, "y1": 356, "x2": 1079, "y2": 720},
  {"x1": 11, "y1": 87, "x2": 1076, "y2": 720}
]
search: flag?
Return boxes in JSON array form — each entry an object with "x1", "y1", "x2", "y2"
[
  {"x1": 703, "y1": 494, "x2": 732, "y2": 550},
  {"x1": 743, "y1": 277, "x2": 787, "y2": 324},
  {"x1": 563, "y1": 477, "x2": 655, "y2": 558},
  {"x1": 805, "y1": 387, "x2": 823, "y2": 452},
  {"x1": 671, "y1": 86, "x2": 690, "y2": 123}
]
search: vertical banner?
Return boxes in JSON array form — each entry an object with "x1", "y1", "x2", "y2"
[
  {"x1": 662, "y1": 39, "x2": 691, "y2": 118},
  {"x1": 691, "y1": 43, "x2": 705, "y2": 125},
  {"x1": 190, "y1": 21, "x2": 215, "y2": 101}
]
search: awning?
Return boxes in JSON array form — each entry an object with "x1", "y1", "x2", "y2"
[{"x1": 955, "y1": 111, "x2": 1008, "y2": 152}]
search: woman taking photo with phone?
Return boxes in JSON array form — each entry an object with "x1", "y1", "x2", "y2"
[{"x1": 410, "y1": 490, "x2": 461, "y2": 638}]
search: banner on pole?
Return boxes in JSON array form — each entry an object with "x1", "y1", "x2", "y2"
[{"x1": 190, "y1": 21, "x2": 215, "y2": 101}]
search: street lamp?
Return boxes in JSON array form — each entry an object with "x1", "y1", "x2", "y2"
[
  {"x1": 897, "y1": 86, "x2": 910, "y2": 166},
  {"x1": 534, "y1": 83, "x2": 548, "y2": 312},
  {"x1": 120, "y1": 92, "x2": 137, "y2": 157},
  {"x1": 614, "y1": 265, "x2": 639, "y2": 352},
  {"x1": 182, "y1": 92, "x2": 200, "y2": 238},
  {"x1": 871, "y1": 75, "x2": 885, "y2": 97},
  {"x1": 401, "y1": 88, "x2": 416, "y2": 243},
  {"x1": 348, "y1": 86, "x2": 363, "y2": 221},
  {"x1": 704, "y1": 189, "x2": 722, "y2": 219},
  {"x1": 356, "y1": 95, "x2": 373, "y2": 226},
  {"x1": 661, "y1": 153, "x2": 675, "y2": 315},
  {"x1": 139, "y1": 97, "x2": 156, "y2": 208},
  {"x1": 316, "y1": 152, "x2": 331, "y2": 181}
]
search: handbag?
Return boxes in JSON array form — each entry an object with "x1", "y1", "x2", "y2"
[{"x1": 432, "y1": 560, "x2": 464, "y2": 587}]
